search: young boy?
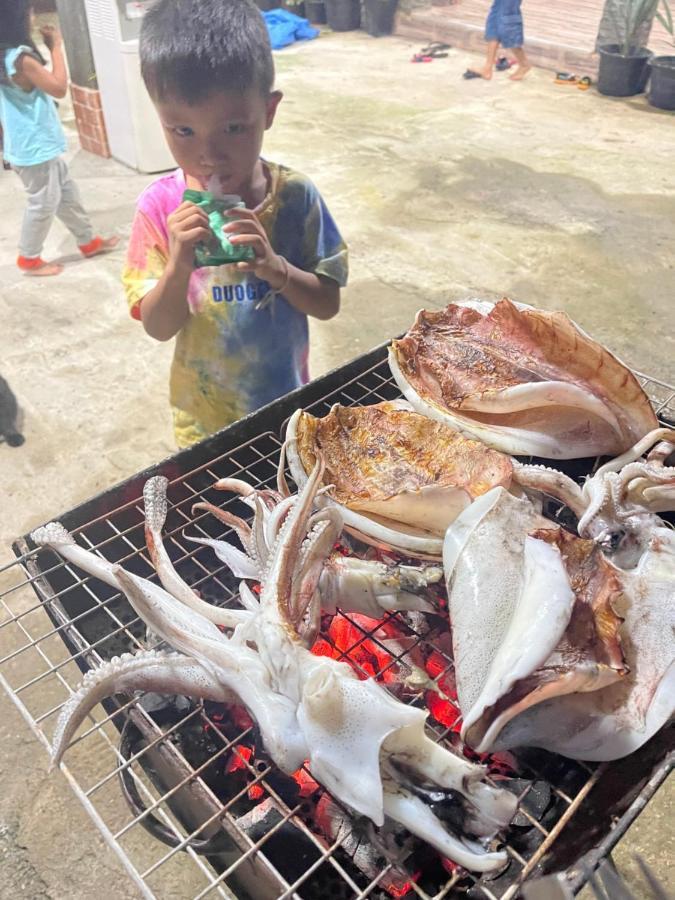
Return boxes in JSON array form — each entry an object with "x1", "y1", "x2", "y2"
[
  {"x1": 467, "y1": 0, "x2": 531, "y2": 81},
  {"x1": 123, "y1": 0, "x2": 347, "y2": 447}
]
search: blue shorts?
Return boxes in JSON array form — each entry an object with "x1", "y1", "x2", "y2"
[{"x1": 485, "y1": 0, "x2": 524, "y2": 48}]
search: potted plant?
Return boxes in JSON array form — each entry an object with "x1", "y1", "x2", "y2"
[
  {"x1": 649, "y1": 0, "x2": 675, "y2": 108},
  {"x1": 363, "y1": 0, "x2": 398, "y2": 36},
  {"x1": 281, "y1": 0, "x2": 306, "y2": 16},
  {"x1": 596, "y1": 0, "x2": 659, "y2": 96},
  {"x1": 325, "y1": 0, "x2": 360, "y2": 30},
  {"x1": 305, "y1": 0, "x2": 327, "y2": 22}
]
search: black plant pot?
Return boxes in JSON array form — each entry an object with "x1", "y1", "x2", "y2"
[
  {"x1": 325, "y1": 0, "x2": 360, "y2": 31},
  {"x1": 648, "y1": 56, "x2": 675, "y2": 110},
  {"x1": 255, "y1": 0, "x2": 276, "y2": 10},
  {"x1": 305, "y1": 0, "x2": 327, "y2": 22},
  {"x1": 597, "y1": 44, "x2": 653, "y2": 97},
  {"x1": 363, "y1": 0, "x2": 398, "y2": 36},
  {"x1": 281, "y1": 0, "x2": 306, "y2": 14}
]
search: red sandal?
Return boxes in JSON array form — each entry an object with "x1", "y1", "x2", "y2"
[
  {"x1": 17, "y1": 255, "x2": 63, "y2": 277},
  {"x1": 79, "y1": 235, "x2": 120, "y2": 257}
]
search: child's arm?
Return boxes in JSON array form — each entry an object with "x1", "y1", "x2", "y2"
[
  {"x1": 225, "y1": 209, "x2": 340, "y2": 321},
  {"x1": 259, "y1": 261, "x2": 340, "y2": 321},
  {"x1": 17, "y1": 27, "x2": 68, "y2": 99},
  {"x1": 138, "y1": 201, "x2": 211, "y2": 341}
]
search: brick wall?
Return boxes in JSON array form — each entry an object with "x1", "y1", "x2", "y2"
[{"x1": 71, "y1": 84, "x2": 111, "y2": 159}]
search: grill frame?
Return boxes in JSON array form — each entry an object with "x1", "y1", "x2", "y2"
[{"x1": 1, "y1": 340, "x2": 673, "y2": 900}]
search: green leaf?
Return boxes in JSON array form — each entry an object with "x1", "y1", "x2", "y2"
[
  {"x1": 600, "y1": 0, "x2": 662, "y2": 55},
  {"x1": 656, "y1": 0, "x2": 674, "y2": 37}
]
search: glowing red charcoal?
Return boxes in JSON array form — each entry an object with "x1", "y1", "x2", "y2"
[
  {"x1": 424, "y1": 649, "x2": 462, "y2": 731},
  {"x1": 225, "y1": 744, "x2": 264, "y2": 800},
  {"x1": 291, "y1": 765, "x2": 320, "y2": 799},
  {"x1": 310, "y1": 637, "x2": 335, "y2": 659},
  {"x1": 426, "y1": 690, "x2": 462, "y2": 730},
  {"x1": 225, "y1": 743, "x2": 252, "y2": 775},
  {"x1": 323, "y1": 614, "x2": 396, "y2": 681},
  {"x1": 387, "y1": 879, "x2": 417, "y2": 899},
  {"x1": 441, "y1": 856, "x2": 460, "y2": 877}
]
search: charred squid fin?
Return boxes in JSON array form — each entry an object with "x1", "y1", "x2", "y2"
[
  {"x1": 381, "y1": 779, "x2": 509, "y2": 873},
  {"x1": 384, "y1": 725, "x2": 517, "y2": 838}
]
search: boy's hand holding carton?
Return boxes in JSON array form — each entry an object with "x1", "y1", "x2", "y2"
[
  {"x1": 171, "y1": 190, "x2": 288, "y2": 293},
  {"x1": 222, "y1": 206, "x2": 289, "y2": 291},
  {"x1": 181, "y1": 187, "x2": 255, "y2": 268},
  {"x1": 166, "y1": 200, "x2": 211, "y2": 274}
]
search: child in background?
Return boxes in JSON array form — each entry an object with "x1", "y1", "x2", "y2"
[
  {"x1": 123, "y1": 0, "x2": 347, "y2": 448},
  {"x1": 0, "y1": 1, "x2": 118, "y2": 276},
  {"x1": 467, "y1": 0, "x2": 531, "y2": 81}
]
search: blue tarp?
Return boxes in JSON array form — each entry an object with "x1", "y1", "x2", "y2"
[{"x1": 263, "y1": 9, "x2": 319, "y2": 49}]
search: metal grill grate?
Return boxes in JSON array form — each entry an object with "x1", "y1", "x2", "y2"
[{"x1": 1, "y1": 344, "x2": 673, "y2": 900}]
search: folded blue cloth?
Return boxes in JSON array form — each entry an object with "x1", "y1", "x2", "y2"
[{"x1": 263, "y1": 8, "x2": 319, "y2": 49}]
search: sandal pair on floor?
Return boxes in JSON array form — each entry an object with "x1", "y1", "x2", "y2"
[
  {"x1": 463, "y1": 56, "x2": 513, "y2": 78},
  {"x1": 411, "y1": 41, "x2": 450, "y2": 62},
  {"x1": 17, "y1": 235, "x2": 119, "y2": 277}
]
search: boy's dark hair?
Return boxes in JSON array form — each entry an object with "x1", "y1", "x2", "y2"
[
  {"x1": 0, "y1": 0, "x2": 46, "y2": 84},
  {"x1": 140, "y1": 0, "x2": 274, "y2": 103}
]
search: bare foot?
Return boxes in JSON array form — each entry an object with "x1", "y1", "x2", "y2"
[
  {"x1": 102, "y1": 235, "x2": 120, "y2": 251},
  {"x1": 22, "y1": 261, "x2": 63, "y2": 277},
  {"x1": 473, "y1": 66, "x2": 493, "y2": 80},
  {"x1": 509, "y1": 65, "x2": 531, "y2": 81},
  {"x1": 79, "y1": 235, "x2": 120, "y2": 258}
]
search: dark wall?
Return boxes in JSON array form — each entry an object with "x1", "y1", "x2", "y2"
[{"x1": 54, "y1": 0, "x2": 97, "y2": 88}]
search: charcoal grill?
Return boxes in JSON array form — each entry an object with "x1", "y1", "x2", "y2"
[{"x1": 1, "y1": 341, "x2": 673, "y2": 900}]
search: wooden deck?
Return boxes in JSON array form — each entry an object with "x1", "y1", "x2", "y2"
[{"x1": 396, "y1": 0, "x2": 673, "y2": 74}]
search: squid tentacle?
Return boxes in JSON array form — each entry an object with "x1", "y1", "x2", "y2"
[
  {"x1": 594, "y1": 427, "x2": 675, "y2": 478},
  {"x1": 191, "y1": 501, "x2": 253, "y2": 554},
  {"x1": 144, "y1": 478, "x2": 251, "y2": 629},
  {"x1": 41, "y1": 462, "x2": 518, "y2": 874},
  {"x1": 510, "y1": 462, "x2": 587, "y2": 518},
  {"x1": 647, "y1": 440, "x2": 675, "y2": 467},
  {"x1": 264, "y1": 495, "x2": 296, "y2": 554},
  {"x1": 50, "y1": 649, "x2": 232, "y2": 767},
  {"x1": 277, "y1": 439, "x2": 292, "y2": 498}
]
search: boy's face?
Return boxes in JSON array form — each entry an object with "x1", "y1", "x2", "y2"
[{"x1": 155, "y1": 88, "x2": 281, "y2": 196}]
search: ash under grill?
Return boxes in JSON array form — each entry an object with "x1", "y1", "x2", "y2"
[{"x1": 1, "y1": 342, "x2": 673, "y2": 900}]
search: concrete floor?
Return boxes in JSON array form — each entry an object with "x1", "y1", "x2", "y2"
[{"x1": 0, "y1": 30, "x2": 673, "y2": 900}]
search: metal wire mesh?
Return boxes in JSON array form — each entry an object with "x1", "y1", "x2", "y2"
[{"x1": 0, "y1": 352, "x2": 673, "y2": 900}]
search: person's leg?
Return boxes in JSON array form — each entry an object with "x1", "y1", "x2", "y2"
[
  {"x1": 54, "y1": 158, "x2": 94, "y2": 246},
  {"x1": 55, "y1": 158, "x2": 119, "y2": 256},
  {"x1": 501, "y1": 0, "x2": 529, "y2": 79},
  {"x1": 15, "y1": 160, "x2": 63, "y2": 276},
  {"x1": 508, "y1": 46, "x2": 531, "y2": 80},
  {"x1": 468, "y1": 0, "x2": 501, "y2": 79},
  {"x1": 471, "y1": 39, "x2": 500, "y2": 79}
]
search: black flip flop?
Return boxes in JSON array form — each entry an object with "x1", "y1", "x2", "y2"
[
  {"x1": 463, "y1": 69, "x2": 482, "y2": 79},
  {"x1": 420, "y1": 41, "x2": 451, "y2": 54}
]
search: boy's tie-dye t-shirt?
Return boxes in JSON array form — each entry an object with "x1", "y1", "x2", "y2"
[{"x1": 122, "y1": 162, "x2": 348, "y2": 447}]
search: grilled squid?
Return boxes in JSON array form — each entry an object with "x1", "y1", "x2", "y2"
[{"x1": 34, "y1": 463, "x2": 517, "y2": 873}]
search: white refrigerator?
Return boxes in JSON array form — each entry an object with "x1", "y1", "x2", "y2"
[{"x1": 84, "y1": 0, "x2": 175, "y2": 173}]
